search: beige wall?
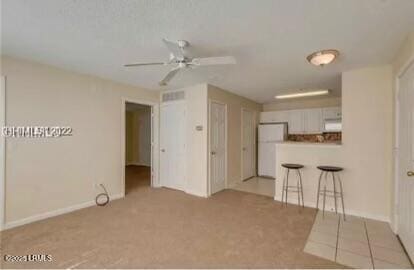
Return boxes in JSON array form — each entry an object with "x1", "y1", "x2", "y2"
[
  {"x1": 341, "y1": 65, "x2": 393, "y2": 220},
  {"x1": 181, "y1": 84, "x2": 209, "y2": 197},
  {"x1": 2, "y1": 56, "x2": 159, "y2": 225},
  {"x1": 208, "y1": 84, "x2": 261, "y2": 187},
  {"x1": 391, "y1": 32, "x2": 414, "y2": 229},
  {"x1": 275, "y1": 65, "x2": 393, "y2": 221},
  {"x1": 263, "y1": 96, "x2": 341, "y2": 111},
  {"x1": 393, "y1": 33, "x2": 414, "y2": 74}
]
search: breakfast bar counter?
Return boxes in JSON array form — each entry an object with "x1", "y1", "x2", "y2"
[{"x1": 274, "y1": 141, "x2": 345, "y2": 211}]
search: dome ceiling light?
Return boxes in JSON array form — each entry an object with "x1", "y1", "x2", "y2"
[{"x1": 307, "y1": 49, "x2": 339, "y2": 66}]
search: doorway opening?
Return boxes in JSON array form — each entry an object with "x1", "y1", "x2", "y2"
[{"x1": 124, "y1": 102, "x2": 152, "y2": 195}]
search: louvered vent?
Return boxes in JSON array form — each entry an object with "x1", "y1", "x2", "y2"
[{"x1": 161, "y1": 91, "x2": 185, "y2": 102}]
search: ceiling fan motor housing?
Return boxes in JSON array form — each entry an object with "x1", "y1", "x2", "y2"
[{"x1": 177, "y1": 40, "x2": 189, "y2": 48}]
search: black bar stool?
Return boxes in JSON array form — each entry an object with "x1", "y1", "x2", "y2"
[
  {"x1": 316, "y1": 166, "x2": 346, "y2": 220},
  {"x1": 281, "y1": 163, "x2": 304, "y2": 208}
]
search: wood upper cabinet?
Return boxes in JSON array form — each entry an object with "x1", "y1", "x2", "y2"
[
  {"x1": 260, "y1": 106, "x2": 341, "y2": 135},
  {"x1": 288, "y1": 110, "x2": 305, "y2": 134},
  {"x1": 259, "y1": 111, "x2": 274, "y2": 123},
  {"x1": 323, "y1": 107, "x2": 342, "y2": 120},
  {"x1": 304, "y1": 109, "x2": 323, "y2": 134},
  {"x1": 259, "y1": 111, "x2": 289, "y2": 123}
]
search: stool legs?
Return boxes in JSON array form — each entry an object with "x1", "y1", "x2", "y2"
[
  {"x1": 281, "y1": 169, "x2": 289, "y2": 207},
  {"x1": 285, "y1": 169, "x2": 290, "y2": 206},
  {"x1": 281, "y1": 175, "x2": 285, "y2": 205},
  {"x1": 297, "y1": 180, "x2": 300, "y2": 206},
  {"x1": 322, "y1": 179, "x2": 327, "y2": 218},
  {"x1": 336, "y1": 173, "x2": 346, "y2": 221},
  {"x1": 332, "y1": 172, "x2": 338, "y2": 214},
  {"x1": 316, "y1": 171, "x2": 323, "y2": 209},
  {"x1": 323, "y1": 172, "x2": 328, "y2": 217},
  {"x1": 297, "y1": 169, "x2": 304, "y2": 208},
  {"x1": 316, "y1": 170, "x2": 346, "y2": 220},
  {"x1": 281, "y1": 168, "x2": 304, "y2": 208}
]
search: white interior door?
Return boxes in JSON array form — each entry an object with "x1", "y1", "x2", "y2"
[
  {"x1": 210, "y1": 101, "x2": 226, "y2": 194},
  {"x1": 398, "y1": 61, "x2": 414, "y2": 260},
  {"x1": 160, "y1": 102, "x2": 186, "y2": 191},
  {"x1": 150, "y1": 104, "x2": 159, "y2": 187},
  {"x1": 242, "y1": 109, "x2": 255, "y2": 180},
  {"x1": 0, "y1": 77, "x2": 5, "y2": 230}
]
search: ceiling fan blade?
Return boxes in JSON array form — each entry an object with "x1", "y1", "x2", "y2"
[
  {"x1": 162, "y1": 38, "x2": 184, "y2": 60},
  {"x1": 124, "y1": 62, "x2": 166, "y2": 67},
  {"x1": 159, "y1": 68, "x2": 180, "y2": 86},
  {"x1": 191, "y1": 56, "x2": 236, "y2": 66}
]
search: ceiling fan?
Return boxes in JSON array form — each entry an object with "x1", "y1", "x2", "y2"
[{"x1": 124, "y1": 39, "x2": 236, "y2": 86}]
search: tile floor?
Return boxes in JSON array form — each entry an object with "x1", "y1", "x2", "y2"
[
  {"x1": 304, "y1": 211, "x2": 413, "y2": 269},
  {"x1": 231, "y1": 177, "x2": 275, "y2": 197}
]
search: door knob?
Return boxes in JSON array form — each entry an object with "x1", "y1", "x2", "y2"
[
  {"x1": 242, "y1": 147, "x2": 246, "y2": 151},
  {"x1": 408, "y1": 171, "x2": 414, "y2": 177},
  {"x1": 211, "y1": 151, "x2": 216, "y2": 155},
  {"x1": 161, "y1": 149, "x2": 165, "y2": 152}
]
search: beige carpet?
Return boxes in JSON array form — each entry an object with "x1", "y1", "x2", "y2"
[{"x1": 1, "y1": 166, "x2": 344, "y2": 269}]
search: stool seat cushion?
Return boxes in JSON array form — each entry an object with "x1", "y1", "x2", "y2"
[
  {"x1": 317, "y1": 166, "x2": 343, "y2": 172},
  {"x1": 282, "y1": 163, "x2": 304, "y2": 169}
]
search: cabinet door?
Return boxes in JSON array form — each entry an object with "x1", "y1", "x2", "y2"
[
  {"x1": 323, "y1": 107, "x2": 342, "y2": 120},
  {"x1": 304, "y1": 109, "x2": 323, "y2": 134},
  {"x1": 260, "y1": 112, "x2": 273, "y2": 123},
  {"x1": 260, "y1": 111, "x2": 289, "y2": 123},
  {"x1": 273, "y1": 111, "x2": 289, "y2": 123},
  {"x1": 288, "y1": 110, "x2": 304, "y2": 134}
]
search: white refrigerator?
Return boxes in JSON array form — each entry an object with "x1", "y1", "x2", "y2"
[{"x1": 258, "y1": 123, "x2": 287, "y2": 178}]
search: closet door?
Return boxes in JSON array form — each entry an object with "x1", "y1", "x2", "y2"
[
  {"x1": 210, "y1": 101, "x2": 226, "y2": 194},
  {"x1": 398, "y1": 61, "x2": 414, "y2": 260},
  {"x1": 242, "y1": 109, "x2": 256, "y2": 180},
  {"x1": 160, "y1": 102, "x2": 186, "y2": 191}
]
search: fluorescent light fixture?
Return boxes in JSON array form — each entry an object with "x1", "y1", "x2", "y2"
[
  {"x1": 275, "y1": 90, "x2": 330, "y2": 99},
  {"x1": 307, "y1": 49, "x2": 339, "y2": 66}
]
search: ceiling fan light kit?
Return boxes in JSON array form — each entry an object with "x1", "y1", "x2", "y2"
[
  {"x1": 124, "y1": 38, "x2": 236, "y2": 86},
  {"x1": 307, "y1": 49, "x2": 339, "y2": 66}
]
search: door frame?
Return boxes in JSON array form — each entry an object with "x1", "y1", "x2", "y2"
[
  {"x1": 208, "y1": 99, "x2": 228, "y2": 196},
  {"x1": 393, "y1": 55, "x2": 414, "y2": 234},
  {"x1": 240, "y1": 107, "x2": 257, "y2": 181},
  {"x1": 121, "y1": 98, "x2": 159, "y2": 197},
  {"x1": 0, "y1": 76, "x2": 6, "y2": 230}
]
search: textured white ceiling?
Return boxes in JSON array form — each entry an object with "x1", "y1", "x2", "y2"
[{"x1": 2, "y1": 0, "x2": 414, "y2": 103}]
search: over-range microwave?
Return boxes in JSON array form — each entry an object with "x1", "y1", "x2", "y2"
[{"x1": 324, "y1": 118, "x2": 342, "y2": 132}]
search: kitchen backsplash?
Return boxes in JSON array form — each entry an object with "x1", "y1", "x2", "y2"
[{"x1": 288, "y1": 132, "x2": 341, "y2": 143}]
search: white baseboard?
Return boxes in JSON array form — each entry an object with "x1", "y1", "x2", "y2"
[
  {"x1": 185, "y1": 189, "x2": 208, "y2": 198},
  {"x1": 273, "y1": 195, "x2": 390, "y2": 223},
  {"x1": 2, "y1": 193, "x2": 124, "y2": 231},
  {"x1": 226, "y1": 179, "x2": 239, "y2": 189}
]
